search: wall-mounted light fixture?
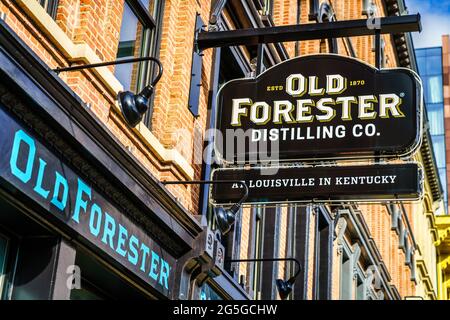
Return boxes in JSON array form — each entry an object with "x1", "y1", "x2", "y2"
[
  {"x1": 54, "y1": 56, "x2": 163, "y2": 128},
  {"x1": 227, "y1": 258, "x2": 301, "y2": 300},
  {"x1": 161, "y1": 180, "x2": 248, "y2": 235}
]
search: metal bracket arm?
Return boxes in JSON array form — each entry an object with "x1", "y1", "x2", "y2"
[{"x1": 196, "y1": 14, "x2": 421, "y2": 50}]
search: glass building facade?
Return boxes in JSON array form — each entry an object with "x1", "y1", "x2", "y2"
[{"x1": 416, "y1": 47, "x2": 447, "y2": 211}]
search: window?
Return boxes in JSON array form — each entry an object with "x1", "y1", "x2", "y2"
[
  {"x1": 431, "y1": 135, "x2": 446, "y2": 168},
  {"x1": 427, "y1": 103, "x2": 445, "y2": 135},
  {"x1": 252, "y1": 207, "x2": 263, "y2": 300},
  {"x1": 339, "y1": 250, "x2": 353, "y2": 300},
  {"x1": 425, "y1": 51, "x2": 443, "y2": 75},
  {"x1": 115, "y1": 0, "x2": 164, "y2": 127},
  {"x1": 410, "y1": 254, "x2": 417, "y2": 281},
  {"x1": 313, "y1": 207, "x2": 332, "y2": 300},
  {"x1": 70, "y1": 278, "x2": 107, "y2": 300},
  {"x1": 199, "y1": 282, "x2": 223, "y2": 300},
  {"x1": 0, "y1": 230, "x2": 18, "y2": 300},
  {"x1": 37, "y1": 0, "x2": 59, "y2": 19},
  {"x1": 0, "y1": 234, "x2": 8, "y2": 298},
  {"x1": 273, "y1": 206, "x2": 282, "y2": 291},
  {"x1": 178, "y1": 268, "x2": 191, "y2": 300},
  {"x1": 355, "y1": 274, "x2": 365, "y2": 300},
  {"x1": 262, "y1": 0, "x2": 274, "y2": 15},
  {"x1": 425, "y1": 76, "x2": 443, "y2": 103}
]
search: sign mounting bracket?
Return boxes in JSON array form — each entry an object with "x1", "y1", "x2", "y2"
[{"x1": 196, "y1": 14, "x2": 421, "y2": 51}]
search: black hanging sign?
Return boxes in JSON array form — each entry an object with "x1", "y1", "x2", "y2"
[
  {"x1": 211, "y1": 163, "x2": 423, "y2": 205},
  {"x1": 215, "y1": 54, "x2": 422, "y2": 164}
]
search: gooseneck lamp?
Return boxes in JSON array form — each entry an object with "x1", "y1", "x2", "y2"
[
  {"x1": 227, "y1": 257, "x2": 301, "y2": 300},
  {"x1": 53, "y1": 56, "x2": 163, "y2": 128},
  {"x1": 161, "y1": 180, "x2": 248, "y2": 235}
]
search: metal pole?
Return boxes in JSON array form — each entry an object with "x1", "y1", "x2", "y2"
[
  {"x1": 197, "y1": 14, "x2": 421, "y2": 50},
  {"x1": 256, "y1": 44, "x2": 264, "y2": 76},
  {"x1": 53, "y1": 56, "x2": 163, "y2": 83},
  {"x1": 375, "y1": 29, "x2": 381, "y2": 69}
]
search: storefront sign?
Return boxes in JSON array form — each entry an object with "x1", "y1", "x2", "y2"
[
  {"x1": 0, "y1": 107, "x2": 174, "y2": 297},
  {"x1": 215, "y1": 54, "x2": 422, "y2": 164},
  {"x1": 211, "y1": 163, "x2": 423, "y2": 204}
]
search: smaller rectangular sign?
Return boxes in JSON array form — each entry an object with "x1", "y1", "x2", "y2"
[{"x1": 211, "y1": 163, "x2": 423, "y2": 205}]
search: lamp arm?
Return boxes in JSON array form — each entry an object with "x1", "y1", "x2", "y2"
[
  {"x1": 137, "y1": 57, "x2": 163, "y2": 98},
  {"x1": 290, "y1": 258, "x2": 302, "y2": 281},
  {"x1": 53, "y1": 56, "x2": 163, "y2": 80},
  {"x1": 143, "y1": 57, "x2": 164, "y2": 89},
  {"x1": 229, "y1": 180, "x2": 248, "y2": 211}
]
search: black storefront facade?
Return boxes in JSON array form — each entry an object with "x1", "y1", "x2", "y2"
[{"x1": 0, "y1": 19, "x2": 250, "y2": 300}]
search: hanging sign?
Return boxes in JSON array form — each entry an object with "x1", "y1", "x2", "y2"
[
  {"x1": 215, "y1": 54, "x2": 422, "y2": 164},
  {"x1": 211, "y1": 163, "x2": 423, "y2": 205}
]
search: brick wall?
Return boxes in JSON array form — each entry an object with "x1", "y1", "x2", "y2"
[{"x1": 1, "y1": 0, "x2": 215, "y2": 212}]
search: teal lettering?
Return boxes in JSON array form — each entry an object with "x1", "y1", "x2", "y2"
[
  {"x1": 140, "y1": 243, "x2": 150, "y2": 272},
  {"x1": 89, "y1": 203, "x2": 103, "y2": 237},
  {"x1": 33, "y1": 159, "x2": 50, "y2": 199},
  {"x1": 101, "y1": 212, "x2": 116, "y2": 250},
  {"x1": 159, "y1": 259, "x2": 170, "y2": 289},
  {"x1": 50, "y1": 171, "x2": 69, "y2": 211},
  {"x1": 149, "y1": 251, "x2": 160, "y2": 281},
  {"x1": 72, "y1": 178, "x2": 91, "y2": 223},
  {"x1": 10, "y1": 130, "x2": 35, "y2": 183},
  {"x1": 116, "y1": 224, "x2": 128, "y2": 257},
  {"x1": 128, "y1": 235, "x2": 139, "y2": 266}
]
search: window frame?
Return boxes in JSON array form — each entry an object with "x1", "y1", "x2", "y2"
[
  {"x1": 251, "y1": 206, "x2": 264, "y2": 299},
  {"x1": 355, "y1": 267, "x2": 366, "y2": 300},
  {"x1": 339, "y1": 244, "x2": 353, "y2": 300},
  {"x1": 262, "y1": 0, "x2": 274, "y2": 16},
  {"x1": 116, "y1": 0, "x2": 165, "y2": 128},
  {"x1": 313, "y1": 206, "x2": 333, "y2": 300}
]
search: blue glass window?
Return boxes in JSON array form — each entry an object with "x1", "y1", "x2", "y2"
[
  {"x1": 427, "y1": 103, "x2": 445, "y2": 135},
  {"x1": 439, "y1": 169, "x2": 447, "y2": 191},
  {"x1": 426, "y1": 47, "x2": 443, "y2": 57},
  {"x1": 115, "y1": 0, "x2": 164, "y2": 128},
  {"x1": 431, "y1": 135, "x2": 446, "y2": 168},
  {"x1": 416, "y1": 56, "x2": 426, "y2": 74},
  {"x1": 115, "y1": 2, "x2": 143, "y2": 92},
  {"x1": 425, "y1": 76, "x2": 443, "y2": 104},
  {"x1": 416, "y1": 49, "x2": 426, "y2": 58},
  {"x1": 425, "y1": 54, "x2": 443, "y2": 75},
  {"x1": 417, "y1": 47, "x2": 447, "y2": 213}
]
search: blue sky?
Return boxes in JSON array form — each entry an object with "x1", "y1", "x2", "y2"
[{"x1": 406, "y1": 0, "x2": 450, "y2": 48}]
